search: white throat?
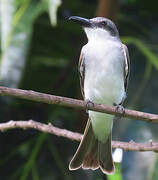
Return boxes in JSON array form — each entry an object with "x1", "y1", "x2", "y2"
[{"x1": 84, "y1": 27, "x2": 118, "y2": 42}]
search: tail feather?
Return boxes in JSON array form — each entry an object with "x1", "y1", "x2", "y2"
[
  {"x1": 69, "y1": 118, "x2": 114, "y2": 174},
  {"x1": 98, "y1": 134, "x2": 115, "y2": 174},
  {"x1": 69, "y1": 118, "x2": 99, "y2": 170},
  {"x1": 82, "y1": 138, "x2": 99, "y2": 170}
]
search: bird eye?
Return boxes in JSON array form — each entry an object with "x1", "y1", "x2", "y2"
[{"x1": 101, "y1": 21, "x2": 107, "y2": 26}]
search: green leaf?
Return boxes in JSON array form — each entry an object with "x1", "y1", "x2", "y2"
[
  {"x1": 0, "y1": 0, "x2": 45, "y2": 88},
  {"x1": 48, "y1": 0, "x2": 62, "y2": 26},
  {"x1": 108, "y1": 163, "x2": 123, "y2": 180},
  {"x1": 122, "y1": 36, "x2": 158, "y2": 70},
  {"x1": 20, "y1": 133, "x2": 47, "y2": 180}
]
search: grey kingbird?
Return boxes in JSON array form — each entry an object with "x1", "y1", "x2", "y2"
[{"x1": 68, "y1": 16, "x2": 130, "y2": 174}]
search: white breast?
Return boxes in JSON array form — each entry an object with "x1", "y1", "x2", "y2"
[{"x1": 83, "y1": 40, "x2": 125, "y2": 106}]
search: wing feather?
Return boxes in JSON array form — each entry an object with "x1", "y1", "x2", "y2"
[
  {"x1": 122, "y1": 44, "x2": 130, "y2": 92},
  {"x1": 78, "y1": 52, "x2": 85, "y2": 98}
]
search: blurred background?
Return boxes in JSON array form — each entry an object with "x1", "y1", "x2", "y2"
[{"x1": 0, "y1": 0, "x2": 158, "y2": 179}]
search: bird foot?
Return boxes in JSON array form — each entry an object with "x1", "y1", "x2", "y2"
[
  {"x1": 113, "y1": 103, "x2": 125, "y2": 117},
  {"x1": 85, "y1": 99, "x2": 94, "y2": 113}
]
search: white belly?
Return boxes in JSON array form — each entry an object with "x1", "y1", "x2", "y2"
[{"x1": 82, "y1": 40, "x2": 125, "y2": 142}]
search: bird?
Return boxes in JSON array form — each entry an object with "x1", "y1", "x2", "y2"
[{"x1": 68, "y1": 16, "x2": 130, "y2": 174}]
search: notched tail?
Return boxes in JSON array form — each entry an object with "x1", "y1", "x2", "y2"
[{"x1": 69, "y1": 119, "x2": 115, "y2": 174}]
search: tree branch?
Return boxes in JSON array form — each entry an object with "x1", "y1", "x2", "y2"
[
  {"x1": 0, "y1": 85, "x2": 158, "y2": 152},
  {"x1": 0, "y1": 120, "x2": 82, "y2": 141},
  {"x1": 0, "y1": 86, "x2": 158, "y2": 122},
  {"x1": 0, "y1": 120, "x2": 158, "y2": 152}
]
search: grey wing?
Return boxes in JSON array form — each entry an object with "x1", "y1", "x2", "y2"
[
  {"x1": 78, "y1": 52, "x2": 85, "y2": 98},
  {"x1": 122, "y1": 44, "x2": 130, "y2": 92}
]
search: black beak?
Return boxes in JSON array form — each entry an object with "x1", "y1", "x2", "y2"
[{"x1": 69, "y1": 16, "x2": 91, "y2": 27}]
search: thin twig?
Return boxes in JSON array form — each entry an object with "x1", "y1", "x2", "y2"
[
  {"x1": 0, "y1": 86, "x2": 158, "y2": 122},
  {"x1": 0, "y1": 120, "x2": 158, "y2": 152}
]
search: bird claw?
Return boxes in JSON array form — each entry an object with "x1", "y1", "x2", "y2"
[
  {"x1": 113, "y1": 103, "x2": 125, "y2": 117},
  {"x1": 85, "y1": 99, "x2": 94, "y2": 113}
]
